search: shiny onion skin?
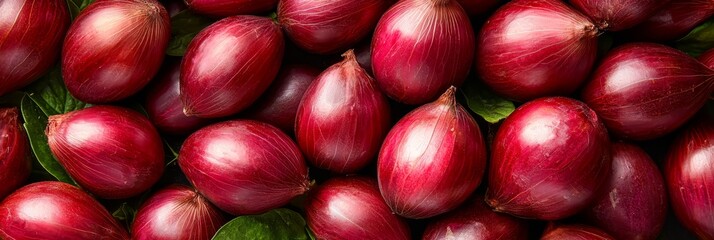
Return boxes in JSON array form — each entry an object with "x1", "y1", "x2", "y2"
[
  {"x1": 305, "y1": 177, "x2": 411, "y2": 240},
  {"x1": 295, "y1": 50, "x2": 391, "y2": 173},
  {"x1": 46, "y1": 106, "x2": 165, "y2": 199},
  {"x1": 456, "y1": 0, "x2": 500, "y2": 16},
  {"x1": 185, "y1": 0, "x2": 278, "y2": 17},
  {"x1": 371, "y1": 0, "x2": 475, "y2": 105},
  {"x1": 180, "y1": 16, "x2": 284, "y2": 118},
  {"x1": 476, "y1": 0, "x2": 598, "y2": 102},
  {"x1": 377, "y1": 87, "x2": 487, "y2": 219},
  {"x1": 178, "y1": 120, "x2": 310, "y2": 215},
  {"x1": 131, "y1": 185, "x2": 227, "y2": 240},
  {"x1": 486, "y1": 97, "x2": 611, "y2": 220},
  {"x1": 699, "y1": 48, "x2": 714, "y2": 70},
  {"x1": 540, "y1": 224, "x2": 615, "y2": 240},
  {"x1": 62, "y1": 0, "x2": 170, "y2": 103},
  {"x1": 569, "y1": 0, "x2": 670, "y2": 31},
  {"x1": 665, "y1": 118, "x2": 714, "y2": 239},
  {"x1": 585, "y1": 143, "x2": 667, "y2": 240},
  {"x1": 0, "y1": 0, "x2": 70, "y2": 96},
  {"x1": 626, "y1": 0, "x2": 714, "y2": 42},
  {"x1": 277, "y1": 0, "x2": 392, "y2": 54},
  {"x1": 0, "y1": 181, "x2": 129, "y2": 239},
  {"x1": 581, "y1": 43, "x2": 714, "y2": 140},
  {"x1": 0, "y1": 108, "x2": 31, "y2": 200}
]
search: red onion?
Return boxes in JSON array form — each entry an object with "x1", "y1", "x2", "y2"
[
  {"x1": 0, "y1": 0, "x2": 69, "y2": 96},
  {"x1": 626, "y1": 0, "x2": 714, "y2": 42},
  {"x1": 541, "y1": 224, "x2": 615, "y2": 240},
  {"x1": 296, "y1": 50, "x2": 391, "y2": 173},
  {"x1": 131, "y1": 185, "x2": 226, "y2": 240},
  {"x1": 372, "y1": 0, "x2": 475, "y2": 105},
  {"x1": 0, "y1": 181, "x2": 129, "y2": 239},
  {"x1": 185, "y1": 0, "x2": 278, "y2": 17},
  {"x1": 46, "y1": 106, "x2": 165, "y2": 199},
  {"x1": 456, "y1": 0, "x2": 500, "y2": 15},
  {"x1": 180, "y1": 16, "x2": 284, "y2": 118},
  {"x1": 585, "y1": 142, "x2": 667, "y2": 240},
  {"x1": 486, "y1": 97, "x2": 611, "y2": 220},
  {"x1": 0, "y1": 108, "x2": 31, "y2": 200},
  {"x1": 699, "y1": 48, "x2": 714, "y2": 69},
  {"x1": 62, "y1": 0, "x2": 170, "y2": 103},
  {"x1": 476, "y1": 0, "x2": 598, "y2": 102},
  {"x1": 377, "y1": 87, "x2": 487, "y2": 219},
  {"x1": 178, "y1": 120, "x2": 310, "y2": 215},
  {"x1": 569, "y1": 0, "x2": 670, "y2": 31},
  {"x1": 581, "y1": 43, "x2": 714, "y2": 141},
  {"x1": 305, "y1": 177, "x2": 411, "y2": 240}
]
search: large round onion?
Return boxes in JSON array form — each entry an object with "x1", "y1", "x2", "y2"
[
  {"x1": 0, "y1": 0, "x2": 69, "y2": 96},
  {"x1": 372, "y1": 0, "x2": 474, "y2": 105},
  {"x1": 626, "y1": 0, "x2": 714, "y2": 42},
  {"x1": 185, "y1": 0, "x2": 278, "y2": 17},
  {"x1": 0, "y1": 181, "x2": 129, "y2": 239},
  {"x1": 541, "y1": 224, "x2": 615, "y2": 240},
  {"x1": 62, "y1": 0, "x2": 170, "y2": 103},
  {"x1": 181, "y1": 16, "x2": 284, "y2": 118},
  {"x1": 487, "y1": 97, "x2": 611, "y2": 220},
  {"x1": 476, "y1": 0, "x2": 598, "y2": 102},
  {"x1": 456, "y1": 0, "x2": 500, "y2": 16},
  {"x1": 569, "y1": 0, "x2": 670, "y2": 31},
  {"x1": 377, "y1": 87, "x2": 487, "y2": 219},
  {"x1": 178, "y1": 120, "x2": 310, "y2": 215},
  {"x1": 0, "y1": 108, "x2": 31, "y2": 200},
  {"x1": 581, "y1": 43, "x2": 714, "y2": 141}
]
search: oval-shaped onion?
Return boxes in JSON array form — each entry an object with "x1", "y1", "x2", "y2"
[
  {"x1": 569, "y1": 0, "x2": 670, "y2": 31},
  {"x1": 0, "y1": 108, "x2": 31, "y2": 200},
  {"x1": 585, "y1": 142, "x2": 667, "y2": 240},
  {"x1": 185, "y1": 0, "x2": 277, "y2": 17},
  {"x1": 296, "y1": 50, "x2": 391, "y2": 173},
  {"x1": 131, "y1": 185, "x2": 226, "y2": 240},
  {"x1": 626, "y1": 0, "x2": 714, "y2": 42},
  {"x1": 0, "y1": 181, "x2": 129, "y2": 239},
  {"x1": 699, "y1": 48, "x2": 714, "y2": 69},
  {"x1": 581, "y1": 43, "x2": 714, "y2": 141},
  {"x1": 487, "y1": 97, "x2": 611, "y2": 220},
  {"x1": 62, "y1": 0, "x2": 170, "y2": 103},
  {"x1": 372, "y1": 0, "x2": 475, "y2": 105},
  {"x1": 178, "y1": 120, "x2": 310, "y2": 215},
  {"x1": 456, "y1": 0, "x2": 500, "y2": 16},
  {"x1": 181, "y1": 16, "x2": 284, "y2": 118},
  {"x1": 377, "y1": 87, "x2": 487, "y2": 219},
  {"x1": 46, "y1": 106, "x2": 165, "y2": 199},
  {"x1": 541, "y1": 224, "x2": 615, "y2": 240},
  {"x1": 476, "y1": 0, "x2": 598, "y2": 102},
  {"x1": 306, "y1": 177, "x2": 411, "y2": 240},
  {"x1": 0, "y1": 0, "x2": 69, "y2": 96}
]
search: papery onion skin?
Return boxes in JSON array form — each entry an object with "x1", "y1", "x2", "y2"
[
  {"x1": 699, "y1": 48, "x2": 714, "y2": 69},
  {"x1": 131, "y1": 185, "x2": 227, "y2": 240},
  {"x1": 456, "y1": 0, "x2": 500, "y2": 16},
  {"x1": 585, "y1": 142, "x2": 667, "y2": 240},
  {"x1": 377, "y1": 87, "x2": 487, "y2": 219},
  {"x1": 306, "y1": 177, "x2": 411, "y2": 240},
  {"x1": 0, "y1": 181, "x2": 129, "y2": 239},
  {"x1": 62, "y1": 0, "x2": 170, "y2": 103},
  {"x1": 180, "y1": 16, "x2": 284, "y2": 118},
  {"x1": 486, "y1": 97, "x2": 611, "y2": 220},
  {"x1": 296, "y1": 50, "x2": 391, "y2": 173},
  {"x1": 372, "y1": 0, "x2": 475, "y2": 105},
  {"x1": 581, "y1": 43, "x2": 714, "y2": 141},
  {"x1": 178, "y1": 120, "x2": 310, "y2": 215},
  {"x1": 569, "y1": 0, "x2": 670, "y2": 31},
  {"x1": 476, "y1": 0, "x2": 598, "y2": 102},
  {"x1": 626, "y1": 0, "x2": 714, "y2": 42},
  {"x1": 185, "y1": 0, "x2": 278, "y2": 17},
  {"x1": 0, "y1": 0, "x2": 70, "y2": 96},
  {"x1": 46, "y1": 106, "x2": 165, "y2": 199},
  {"x1": 541, "y1": 224, "x2": 615, "y2": 240},
  {"x1": 0, "y1": 108, "x2": 31, "y2": 200}
]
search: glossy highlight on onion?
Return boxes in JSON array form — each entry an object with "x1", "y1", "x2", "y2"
[
  {"x1": 541, "y1": 224, "x2": 615, "y2": 240},
  {"x1": 626, "y1": 0, "x2": 714, "y2": 42},
  {"x1": 0, "y1": 108, "x2": 31, "y2": 200},
  {"x1": 569, "y1": 0, "x2": 670, "y2": 31},
  {"x1": 185, "y1": 0, "x2": 278, "y2": 17}
]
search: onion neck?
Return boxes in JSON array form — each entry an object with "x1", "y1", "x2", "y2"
[{"x1": 436, "y1": 86, "x2": 458, "y2": 108}]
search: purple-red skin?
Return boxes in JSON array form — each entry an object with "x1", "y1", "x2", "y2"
[
  {"x1": 581, "y1": 43, "x2": 714, "y2": 141},
  {"x1": 180, "y1": 16, "x2": 284, "y2": 118},
  {"x1": 585, "y1": 143, "x2": 667, "y2": 240},
  {"x1": 0, "y1": 0, "x2": 69, "y2": 96},
  {"x1": 486, "y1": 97, "x2": 611, "y2": 220},
  {"x1": 626, "y1": 0, "x2": 714, "y2": 42},
  {"x1": 46, "y1": 106, "x2": 165, "y2": 199},
  {"x1": 62, "y1": 0, "x2": 170, "y2": 103},
  {"x1": 372, "y1": 0, "x2": 475, "y2": 105},
  {"x1": 456, "y1": 0, "x2": 500, "y2": 16},
  {"x1": 540, "y1": 224, "x2": 615, "y2": 240},
  {"x1": 699, "y1": 48, "x2": 714, "y2": 69},
  {"x1": 306, "y1": 177, "x2": 411, "y2": 240},
  {"x1": 185, "y1": 0, "x2": 277, "y2": 17},
  {"x1": 377, "y1": 87, "x2": 487, "y2": 219},
  {"x1": 0, "y1": 181, "x2": 129, "y2": 239},
  {"x1": 569, "y1": 0, "x2": 670, "y2": 31},
  {"x1": 295, "y1": 50, "x2": 391, "y2": 173},
  {"x1": 0, "y1": 108, "x2": 31, "y2": 200},
  {"x1": 476, "y1": 0, "x2": 598, "y2": 102}
]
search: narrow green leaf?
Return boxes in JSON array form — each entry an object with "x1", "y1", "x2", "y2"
[
  {"x1": 676, "y1": 19, "x2": 714, "y2": 57},
  {"x1": 462, "y1": 80, "x2": 515, "y2": 124},
  {"x1": 112, "y1": 202, "x2": 137, "y2": 226},
  {"x1": 166, "y1": 10, "x2": 215, "y2": 56},
  {"x1": 25, "y1": 67, "x2": 88, "y2": 116},
  {"x1": 212, "y1": 209, "x2": 308, "y2": 240}
]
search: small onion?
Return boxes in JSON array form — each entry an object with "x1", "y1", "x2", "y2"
[
  {"x1": 626, "y1": 0, "x2": 714, "y2": 42},
  {"x1": 699, "y1": 48, "x2": 714, "y2": 69},
  {"x1": 487, "y1": 97, "x2": 611, "y2": 220},
  {"x1": 541, "y1": 224, "x2": 615, "y2": 240},
  {"x1": 377, "y1": 87, "x2": 487, "y2": 219},
  {"x1": 581, "y1": 43, "x2": 714, "y2": 140},
  {"x1": 0, "y1": 108, "x2": 31, "y2": 200},
  {"x1": 295, "y1": 50, "x2": 391, "y2": 173},
  {"x1": 456, "y1": 0, "x2": 500, "y2": 16},
  {"x1": 131, "y1": 185, "x2": 227, "y2": 240},
  {"x1": 46, "y1": 106, "x2": 165, "y2": 199},
  {"x1": 0, "y1": 181, "x2": 129, "y2": 239},
  {"x1": 306, "y1": 177, "x2": 411, "y2": 240},
  {"x1": 476, "y1": 0, "x2": 598, "y2": 102},
  {"x1": 62, "y1": 0, "x2": 170, "y2": 103},
  {"x1": 372, "y1": 0, "x2": 475, "y2": 104},
  {"x1": 0, "y1": 0, "x2": 70, "y2": 96},
  {"x1": 569, "y1": 0, "x2": 670, "y2": 31},
  {"x1": 185, "y1": 0, "x2": 278, "y2": 17},
  {"x1": 178, "y1": 120, "x2": 310, "y2": 215},
  {"x1": 180, "y1": 16, "x2": 284, "y2": 118}
]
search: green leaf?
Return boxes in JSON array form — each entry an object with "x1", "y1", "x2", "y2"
[
  {"x1": 462, "y1": 80, "x2": 515, "y2": 124},
  {"x1": 66, "y1": 0, "x2": 95, "y2": 19},
  {"x1": 25, "y1": 66, "x2": 88, "y2": 116},
  {"x1": 676, "y1": 19, "x2": 714, "y2": 57},
  {"x1": 212, "y1": 209, "x2": 308, "y2": 240},
  {"x1": 166, "y1": 10, "x2": 215, "y2": 56},
  {"x1": 112, "y1": 202, "x2": 137, "y2": 227}
]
